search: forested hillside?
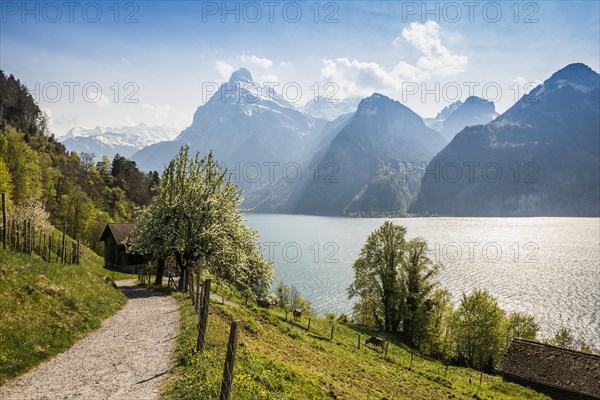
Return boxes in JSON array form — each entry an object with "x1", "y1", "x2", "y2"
[{"x1": 0, "y1": 70, "x2": 158, "y2": 252}]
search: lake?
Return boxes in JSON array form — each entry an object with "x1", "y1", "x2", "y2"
[{"x1": 244, "y1": 214, "x2": 600, "y2": 348}]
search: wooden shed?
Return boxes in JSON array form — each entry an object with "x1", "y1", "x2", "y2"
[
  {"x1": 495, "y1": 339, "x2": 600, "y2": 400},
  {"x1": 99, "y1": 223, "x2": 147, "y2": 273}
]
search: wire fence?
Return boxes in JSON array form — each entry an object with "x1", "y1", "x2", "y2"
[{"x1": 1, "y1": 216, "x2": 82, "y2": 266}]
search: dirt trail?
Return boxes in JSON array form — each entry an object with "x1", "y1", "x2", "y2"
[
  {"x1": 209, "y1": 292, "x2": 241, "y2": 307},
  {"x1": 0, "y1": 279, "x2": 179, "y2": 400}
]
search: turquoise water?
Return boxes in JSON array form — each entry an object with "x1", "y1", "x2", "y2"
[{"x1": 245, "y1": 214, "x2": 600, "y2": 348}]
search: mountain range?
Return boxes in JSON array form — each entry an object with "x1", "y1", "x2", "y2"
[
  {"x1": 127, "y1": 68, "x2": 496, "y2": 213},
  {"x1": 248, "y1": 94, "x2": 447, "y2": 214},
  {"x1": 301, "y1": 96, "x2": 361, "y2": 120},
  {"x1": 413, "y1": 63, "x2": 600, "y2": 216},
  {"x1": 60, "y1": 123, "x2": 178, "y2": 159},
  {"x1": 424, "y1": 97, "x2": 498, "y2": 141},
  {"x1": 131, "y1": 68, "x2": 327, "y2": 191},
  {"x1": 66, "y1": 63, "x2": 599, "y2": 217}
]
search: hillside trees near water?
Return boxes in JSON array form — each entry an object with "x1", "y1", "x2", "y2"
[
  {"x1": 0, "y1": 69, "x2": 157, "y2": 253},
  {"x1": 126, "y1": 146, "x2": 275, "y2": 297},
  {"x1": 348, "y1": 221, "x2": 542, "y2": 370},
  {"x1": 452, "y1": 290, "x2": 506, "y2": 369},
  {"x1": 348, "y1": 221, "x2": 440, "y2": 343}
]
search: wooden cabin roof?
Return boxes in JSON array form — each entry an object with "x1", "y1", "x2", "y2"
[
  {"x1": 495, "y1": 339, "x2": 600, "y2": 398},
  {"x1": 99, "y1": 223, "x2": 136, "y2": 246}
]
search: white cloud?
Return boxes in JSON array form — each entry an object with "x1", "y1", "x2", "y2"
[
  {"x1": 279, "y1": 61, "x2": 294, "y2": 67},
  {"x1": 322, "y1": 21, "x2": 467, "y2": 97},
  {"x1": 88, "y1": 92, "x2": 110, "y2": 108},
  {"x1": 216, "y1": 61, "x2": 234, "y2": 80},
  {"x1": 401, "y1": 21, "x2": 467, "y2": 76},
  {"x1": 240, "y1": 54, "x2": 273, "y2": 69},
  {"x1": 321, "y1": 58, "x2": 407, "y2": 98}
]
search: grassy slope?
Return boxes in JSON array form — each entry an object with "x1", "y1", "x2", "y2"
[
  {"x1": 51, "y1": 227, "x2": 134, "y2": 281},
  {"x1": 162, "y1": 291, "x2": 549, "y2": 400},
  {"x1": 0, "y1": 248, "x2": 127, "y2": 384}
]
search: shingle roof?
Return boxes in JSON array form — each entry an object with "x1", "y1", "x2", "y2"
[
  {"x1": 99, "y1": 223, "x2": 136, "y2": 246},
  {"x1": 496, "y1": 339, "x2": 600, "y2": 398}
]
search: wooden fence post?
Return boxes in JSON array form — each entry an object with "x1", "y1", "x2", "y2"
[
  {"x1": 384, "y1": 343, "x2": 389, "y2": 357},
  {"x1": 189, "y1": 272, "x2": 195, "y2": 307},
  {"x1": 24, "y1": 219, "x2": 28, "y2": 253},
  {"x1": 196, "y1": 278, "x2": 212, "y2": 352},
  {"x1": 195, "y1": 274, "x2": 201, "y2": 311},
  {"x1": 22, "y1": 221, "x2": 25, "y2": 252},
  {"x1": 306, "y1": 318, "x2": 311, "y2": 333},
  {"x1": 198, "y1": 278, "x2": 203, "y2": 306},
  {"x1": 61, "y1": 220, "x2": 67, "y2": 263},
  {"x1": 11, "y1": 219, "x2": 16, "y2": 249},
  {"x1": 76, "y1": 238, "x2": 81, "y2": 265},
  {"x1": 330, "y1": 325, "x2": 334, "y2": 340},
  {"x1": 15, "y1": 221, "x2": 20, "y2": 252},
  {"x1": 219, "y1": 320, "x2": 240, "y2": 400},
  {"x1": 358, "y1": 334, "x2": 361, "y2": 349},
  {"x1": 27, "y1": 219, "x2": 32, "y2": 254},
  {"x1": 49, "y1": 234, "x2": 53, "y2": 262},
  {"x1": 1, "y1": 193, "x2": 6, "y2": 249}
]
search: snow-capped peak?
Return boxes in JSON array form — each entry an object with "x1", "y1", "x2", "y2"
[
  {"x1": 229, "y1": 68, "x2": 253, "y2": 84},
  {"x1": 59, "y1": 124, "x2": 180, "y2": 159}
]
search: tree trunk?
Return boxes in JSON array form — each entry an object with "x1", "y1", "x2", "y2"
[
  {"x1": 178, "y1": 268, "x2": 187, "y2": 292},
  {"x1": 175, "y1": 253, "x2": 187, "y2": 292},
  {"x1": 154, "y1": 258, "x2": 165, "y2": 285}
]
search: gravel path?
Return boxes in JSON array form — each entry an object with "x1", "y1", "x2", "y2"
[{"x1": 0, "y1": 279, "x2": 179, "y2": 400}]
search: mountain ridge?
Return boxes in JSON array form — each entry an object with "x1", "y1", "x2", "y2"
[
  {"x1": 248, "y1": 92, "x2": 447, "y2": 215},
  {"x1": 131, "y1": 69, "x2": 327, "y2": 189},
  {"x1": 60, "y1": 123, "x2": 178, "y2": 159},
  {"x1": 412, "y1": 62, "x2": 600, "y2": 216}
]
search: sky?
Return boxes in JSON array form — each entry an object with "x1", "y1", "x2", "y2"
[{"x1": 1, "y1": 1, "x2": 599, "y2": 135}]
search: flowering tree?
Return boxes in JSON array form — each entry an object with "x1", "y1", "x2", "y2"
[
  {"x1": 126, "y1": 146, "x2": 274, "y2": 295},
  {"x1": 11, "y1": 197, "x2": 52, "y2": 233}
]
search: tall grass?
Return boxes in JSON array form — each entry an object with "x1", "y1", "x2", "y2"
[
  {"x1": 162, "y1": 290, "x2": 549, "y2": 399},
  {"x1": 0, "y1": 249, "x2": 126, "y2": 383}
]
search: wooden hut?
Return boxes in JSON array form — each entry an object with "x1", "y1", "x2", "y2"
[
  {"x1": 99, "y1": 223, "x2": 147, "y2": 273},
  {"x1": 495, "y1": 339, "x2": 600, "y2": 400}
]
